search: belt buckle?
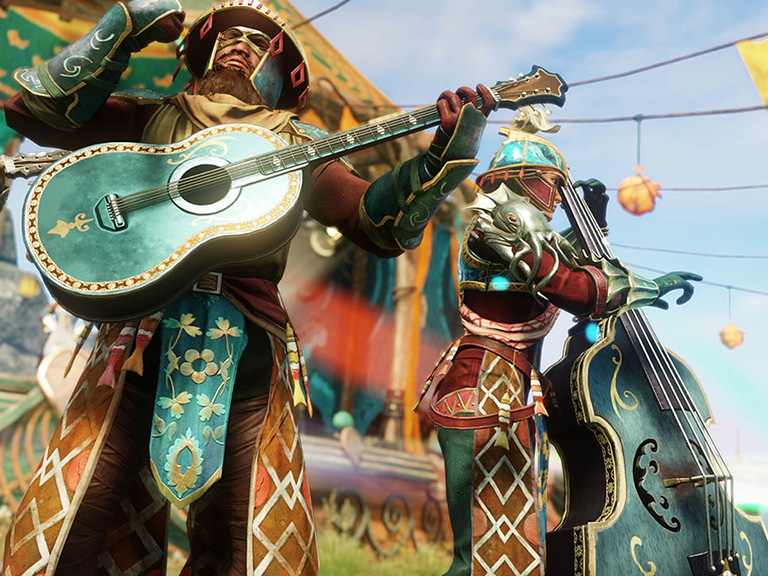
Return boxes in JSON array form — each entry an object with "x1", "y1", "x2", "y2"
[{"x1": 192, "y1": 272, "x2": 223, "y2": 295}]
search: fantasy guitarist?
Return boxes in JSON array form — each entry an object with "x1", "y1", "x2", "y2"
[
  {"x1": 418, "y1": 111, "x2": 702, "y2": 576},
  {"x1": 2, "y1": 1, "x2": 494, "y2": 574}
]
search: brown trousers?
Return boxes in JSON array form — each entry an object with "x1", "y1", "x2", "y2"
[{"x1": 55, "y1": 335, "x2": 271, "y2": 576}]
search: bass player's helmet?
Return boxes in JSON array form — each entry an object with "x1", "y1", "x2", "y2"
[
  {"x1": 476, "y1": 128, "x2": 568, "y2": 215},
  {"x1": 180, "y1": 1, "x2": 310, "y2": 111}
]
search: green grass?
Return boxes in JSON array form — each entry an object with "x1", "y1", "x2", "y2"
[
  {"x1": 317, "y1": 495, "x2": 451, "y2": 576},
  {"x1": 317, "y1": 527, "x2": 451, "y2": 576},
  {"x1": 0, "y1": 499, "x2": 452, "y2": 576}
]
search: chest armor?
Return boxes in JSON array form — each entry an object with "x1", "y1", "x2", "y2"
[{"x1": 458, "y1": 216, "x2": 527, "y2": 293}]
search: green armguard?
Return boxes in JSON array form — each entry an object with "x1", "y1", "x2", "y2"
[
  {"x1": 13, "y1": 0, "x2": 181, "y2": 130},
  {"x1": 360, "y1": 155, "x2": 477, "y2": 251},
  {"x1": 577, "y1": 255, "x2": 660, "y2": 317},
  {"x1": 360, "y1": 104, "x2": 486, "y2": 251}
]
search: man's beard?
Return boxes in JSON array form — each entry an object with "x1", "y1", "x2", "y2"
[{"x1": 197, "y1": 66, "x2": 265, "y2": 106}]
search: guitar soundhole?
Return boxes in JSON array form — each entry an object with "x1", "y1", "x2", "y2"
[{"x1": 177, "y1": 165, "x2": 232, "y2": 206}]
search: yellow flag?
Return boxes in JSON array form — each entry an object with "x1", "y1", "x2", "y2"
[{"x1": 737, "y1": 37, "x2": 768, "y2": 106}]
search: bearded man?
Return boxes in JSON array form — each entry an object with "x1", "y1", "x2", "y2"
[{"x1": 2, "y1": 1, "x2": 493, "y2": 574}]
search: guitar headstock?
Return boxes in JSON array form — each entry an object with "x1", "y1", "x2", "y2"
[{"x1": 491, "y1": 66, "x2": 568, "y2": 110}]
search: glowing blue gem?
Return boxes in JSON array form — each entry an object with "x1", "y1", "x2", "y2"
[
  {"x1": 489, "y1": 276, "x2": 511, "y2": 290},
  {"x1": 584, "y1": 322, "x2": 600, "y2": 343}
]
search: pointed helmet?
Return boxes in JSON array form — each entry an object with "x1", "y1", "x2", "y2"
[{"x1": 477, "y1": 128, "x2": 568, "y2": 214}]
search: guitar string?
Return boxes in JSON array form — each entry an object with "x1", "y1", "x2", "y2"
[
  {"x1": 111, "y1": 77, "x2": 539, "y2": 213},
  {"x1": 113, "y1": 104, "x2": 439, "y2": 212},
  {"x1": 564, "y1": 180, "x2": 732, "y2": 566},
  {"x1": 112, "y1": 107, "x2": 439, "y2": 213},
  {"x1": 111, "y1": 105, "x2": 442, "y2": 214}
]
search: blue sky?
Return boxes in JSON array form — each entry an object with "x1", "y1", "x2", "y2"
[
  {"x1": 5, "y1": 0, "x2": 768, "y2": 500},
  {"x1": 285, "y1": 0, "x2": 768, "y2": 469}
]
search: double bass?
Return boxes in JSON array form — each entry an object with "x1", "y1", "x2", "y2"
[{"x1": 544, "y1": 181, "x2": 768, "y2": 575}]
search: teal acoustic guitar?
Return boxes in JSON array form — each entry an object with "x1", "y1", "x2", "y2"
[{"x1": 24, "y1": 66, "x2": 567, "y2": 322}]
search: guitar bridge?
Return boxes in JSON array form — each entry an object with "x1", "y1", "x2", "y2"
[{"x1": 95, "y1": 194, "x2": 126, "y2": 231}]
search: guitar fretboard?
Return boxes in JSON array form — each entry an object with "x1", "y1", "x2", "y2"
[{"x1": 228, "y1": 102, "x2": 449, "y2": 180}]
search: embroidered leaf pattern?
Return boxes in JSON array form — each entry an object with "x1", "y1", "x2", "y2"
[
  {"x1": 197, "y1": 393, "x2": 226, "y2": 421},
  {"x1": 163, "y1": 313, "x2": 202, "y2": 337},
  {"x1": 165, "y1": 349, "x2": 180, "y2": 376},
  {"x1": 158, "y1": 391, "x2": 192, "y2": 419},
  {"x1": 207, "y1": 317, "x2": 242, "y2": 340}
]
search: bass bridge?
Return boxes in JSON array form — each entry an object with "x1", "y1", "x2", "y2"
[{"x1": 688, "y1": 550, "x2": 741, "y2": 576}]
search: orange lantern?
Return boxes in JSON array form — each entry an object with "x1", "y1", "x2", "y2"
[
  {"x1": 720, "y1": 320, "x2": 745, "y2": 349},
  {"x1": 617, "y1": 165, "x2": 661, "y2": 215}
]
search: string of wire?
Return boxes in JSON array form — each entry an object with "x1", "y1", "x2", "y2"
[
  {"x1": 485, "y1": 104, "x2": 768, "y2": 125},
  {"x1": 625, "y1": 262, "x2": 768, "y2": 297},
  {"x1": 293, "y1": 0, "x2": 353, "y2": 28},
  {"x1": 610, "y1": 243, "x2": 768, "y2": 260}
]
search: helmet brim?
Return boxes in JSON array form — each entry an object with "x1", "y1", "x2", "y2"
[{"x1": 184, "y1": 4, "x2": 309, "y2": 109}]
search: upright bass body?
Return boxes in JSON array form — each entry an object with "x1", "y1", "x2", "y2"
[{"x1": 545, "y1": 314, "x2": 768, "y2": 576}]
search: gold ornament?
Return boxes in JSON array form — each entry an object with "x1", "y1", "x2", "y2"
[{"x1": 617, "y1": 165, "x2": 661, "y2": 215}]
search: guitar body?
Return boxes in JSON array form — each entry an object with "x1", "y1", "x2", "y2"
[
  {"x1": 20, "y1": 67, "x2": 569, "y2": 322},
  {"x1": 545, "y1": 316, "x2": 768, "y2": 575},
  {"x1": 24, "y1": 123, "x2": 304, "y2": 321}
]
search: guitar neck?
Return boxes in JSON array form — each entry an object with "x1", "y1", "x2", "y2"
[
  {"x1": 226, "y1": 66, "x2": 568, "y2": 180},
  {"x1": 243, "y1": 102, "x2": 446, "y2": 178}
]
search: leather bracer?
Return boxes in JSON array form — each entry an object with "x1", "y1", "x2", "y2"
[
  {"x1": 360, "y1": 104, "x2": 486, "y2": 251},
  {"x1": 14, "y1": 0, "x2": 181, "y2": 130},
  {"x1": 577, "y1": 256, "x2": 660, "y2": 318}
]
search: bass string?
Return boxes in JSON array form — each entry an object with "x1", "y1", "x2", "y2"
[
  {"x1": 621, "y1": 308, "x2": 734, "y2": 561},
  {"x1": 563, "y1": 180, "x2": 735, "y2": 560},
  {"x1": 563, "y1": 180, "x2": 720, "y2": 463}
]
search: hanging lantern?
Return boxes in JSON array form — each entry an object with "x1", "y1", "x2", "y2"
[
  {"x1": 617, "y1": 165, "x2": 662, "y2": 215},
  {"x1": 720, "y1": 320, "x2": 745, "y2": 349},
  {"x1": 18, "y1": 274, "x2": 41, "y2": 299}
]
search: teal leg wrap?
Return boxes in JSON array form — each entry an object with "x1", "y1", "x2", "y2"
[{"x1": 437, "y1": 426, "x2": 475, "y2": 576}]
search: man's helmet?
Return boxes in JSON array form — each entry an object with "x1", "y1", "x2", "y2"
[
  {"x1": 181, "y1": 1, "x2": 310, "y2": 110},
  {"x1": 476, "y1": 128, "x2": 568, "y2": 214}
]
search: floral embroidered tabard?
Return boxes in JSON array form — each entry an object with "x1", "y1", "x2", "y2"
[{"x1": 149, "y1": 292, "x2": 249, "y2": 507}]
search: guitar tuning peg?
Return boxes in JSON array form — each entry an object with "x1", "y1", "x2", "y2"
[{"x1": 518, "y1": 72, "x2": 526, "y2": 78}]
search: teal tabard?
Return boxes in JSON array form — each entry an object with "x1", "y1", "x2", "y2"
[{"x1": 149, "y1": 291, "x2": 248, "y2": 507}]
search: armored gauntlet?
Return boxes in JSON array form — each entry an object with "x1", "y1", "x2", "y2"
[
  {"x1": 14, "y1": 0, "x2": 183, "y2": 130},
  {"x1": 360, "y1": 104, "x2": 487, "y2": 250},
  {"x1": 578, "y1": 257, "x2": 701, "y2": 317}
]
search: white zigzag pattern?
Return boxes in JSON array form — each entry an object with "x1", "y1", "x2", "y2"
[
  {"x1": 251, "y1": 363, "x2": 316, "y2": 576},
  {"x1": 11, "y1": 436, "x2": 92, "y2": 557},
  {"x1": 97, "y1": 469, "x2": 165, "y2": 576},
  {"x1": 473, "y1": 427, "x2": 540, "y2": 576}
]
